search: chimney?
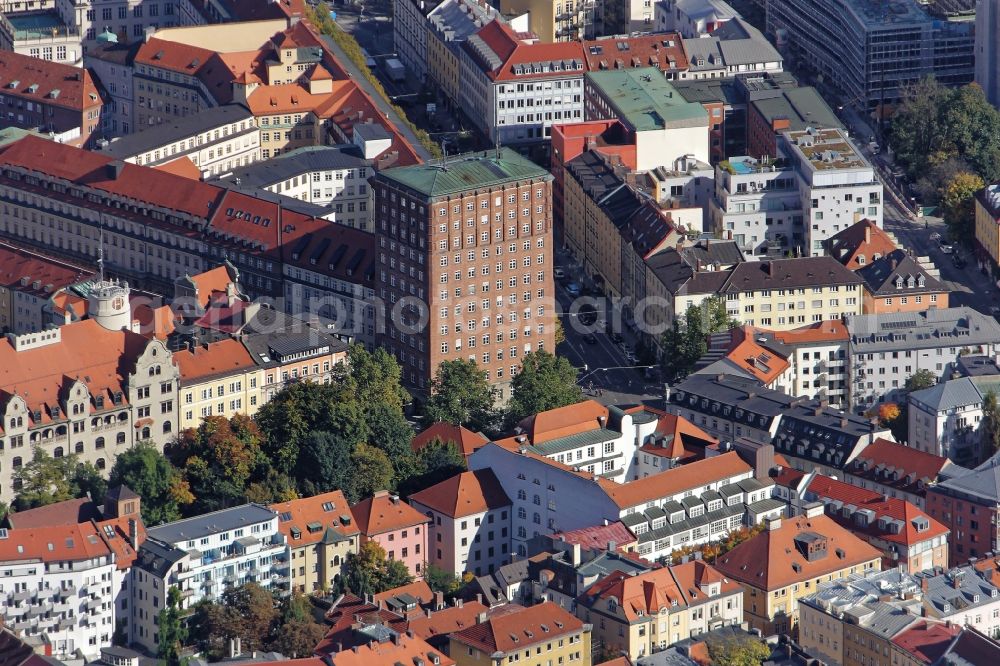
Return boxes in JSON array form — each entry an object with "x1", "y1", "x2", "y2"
[
  {"x1": 476, "y1": 593, "x2": 483, "y2": 605},
  {"x1": 607, "y1": 540, "x2": 617, "y2": 552},
  {"x1": 865, "y1": 223, "x2": 871, "y2": 245},
  {"x1": 228, "y1": 637, "x2": 242, "y2": 658},
  {"x1": 804, "y1": 502, "x2": 824, "y2": 518},
  {"x1": 921, "y1": 577, "x2": 929, "y2": 592},
  {"x1": 765, "y1": 516, "x2": 782, "y2": 531},
  {"x1": 456, "y1": 598, "x2": 463, "y2": 608},
  {"x1": 763, "y1": 261, "x2": 772, "y2": 277},
  {"x1": 477, "y1": 612, "x2": 487, "y2": 623}
]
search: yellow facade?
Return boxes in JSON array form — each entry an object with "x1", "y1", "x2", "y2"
[
  {"x1": 976, "y1": 195, "x2": 1000, "y2": 269},
  {"x1": 450, "y1": 629, "x2": 591, "y2": 666},
  {"x1": 0, "y1": 285, "x2": 11, "y2": 333},
  {"x1": 179, "y1": 368, "x2": 263, "y2": 430},
  {"x1": 562, "y1": 172, "x2": 624, "y2": 297},
  {"x1": 289, "y1": 534, "x2": 358, "y2": 593},
  {"x1": 723, "y1": 284, "x2": 862, "y2": 332},
  {"x1": 501, "y1": 0, "x2": 557, "y2": 42},
  {"x1": 257, "y1": 112, "x2": 320, "y2": 159},
  {"x1": 426, "y1": 27, "x2": 461, "y2": 105},
  {"x1": 742, "y1": 558, "x2": 882, "y2": 636}
]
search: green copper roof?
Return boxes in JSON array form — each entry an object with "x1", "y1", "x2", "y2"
[
  {"x1": 586, "y1": 67, "x2": 708, "y2": 132},
  {"x1": 377, "y1": 147, "x2": 551, "y2": 198}
]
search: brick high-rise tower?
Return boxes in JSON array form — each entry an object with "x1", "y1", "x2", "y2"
[{"x1": 374, "y1": 149, "x2": 556, "y2": 401}]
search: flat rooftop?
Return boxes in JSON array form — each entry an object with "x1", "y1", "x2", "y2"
[
  {"x1": 783, "y1": 127, "x2": 869, "y2": 171},
  {"x1": 842, "y1": 0, "x2": 973, "y2": 26},
  {"x1": 8, "y1": 12, "x2": 73, "y2": 39},
  {"x1": 587, "y1": 67, "x2": 707, "y2": 131}
]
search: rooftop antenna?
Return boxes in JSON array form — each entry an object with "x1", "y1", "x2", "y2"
[
  {"x1": 495, "y1": 140, "x2": 501, "y2": 161},
  {"x1": 97, "y1": 225, "x2": 105, "y2": 282},
  {"x1": 440, "y1": 139, "x2": 449, "y2": 170}
]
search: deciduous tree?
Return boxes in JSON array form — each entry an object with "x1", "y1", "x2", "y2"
[
  {"x1": 940, "y1": 171, "x2": 986, "y2": 243},
  {"x1": 12, "y1": 449, "x2": 107, "y2": 512},
  {"x1": 342, "y1": 541, "x2": 414, "y2": 596},
  {"x1": 505, "y1": 350, "x2": 583, "y2": 429},
  {"x1": 983, "y1": 391, "x2": 1000, "y2": 457},
  {"x1": 348, "y1": 443, "x2": 395, "y2": 503},
  {"x1": 157, "y1": 586, "x2": 189, "y2": 665},
  {"x1": 424, "y1": 359, "x2": 497, "y2": 433}
]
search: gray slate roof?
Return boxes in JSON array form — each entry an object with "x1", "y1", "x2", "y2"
[
  {"x1": 100, "y1": 103, "x2": 254, "y2": 160},
  {"x1": 909, "y1": 377, "x2": 983, "y2": 413},
  {"x1": 935, "y1": 453, "x2": 1000, "y2": 502},
  {"x1": 217, "y1": 145, "x2": 368, "y2": 190},
  {"x1": 147, "y1": 503, "x2": 276, "y2": 545},
  {"x1": 856, "y1": 249, "x2": 945, "y2": 297},
  {"x1": 846, "y1": 307, "x2": 1000, "y2": 354}
]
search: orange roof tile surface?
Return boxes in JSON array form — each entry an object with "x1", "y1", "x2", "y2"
[
  {"x1": 408, "y1": 469, "x2": 511, "y2": 519},
  {"x1": 373, "y1": 580, "x2": 434, "y2": 606},
  {"x1": 602, "y1": 452, "x2": 752, "y2": 509},
  {"x1": 0, "y1": 522, "x2": 112, "y2": 563},
  {"x1": 518, "y1": 399, "x2": 609, "y2": 444},
  {"x1": 466, "y1": 20, "x2": 587, "y2": 82},
  {"x1": 825, "y1": 219, "x2": 898, "y2": 271},
  {"x1": 5, "y1": 497, "x2": 99, "y2": 528},
  {"x1": 352, "y1": 492, "x2": 430, "y2": 536},
  {"x1": 0, "y1": 50, "x2": 104, "y2": 113},
  {"x1": 723, "y1": 326, "x2": 791, "y2": 384},
  {"x1": 551, "y1": 521, "x2": 638, "y2": 551},
  {"x1": 450, "y1": 602, "x2": 584, "y2": 653},
  {"x1": 714, "y1": 514, "x2": 882, "y2": 591},
  {"x1": 0, "y1": 242, "x2": 92, "y2": 297},
  {"x1": 640, "y1": 411, "x2": 718, "y2": 459},
  {"x1": 405, "y1": 600, "x2": 490, "y2": 640},
  {"x1": 845, "y1": 438, "x2": 952, "y2": 497},
  {"x1": 154, "y1": 156, "x2": 202, "y2": 180},
  {"x1": 411, "y1": 422, "x2": 489, "y2": 458},
  {"x1": 269, "y1": 490, "x2": 359, "y2": 548},
  {"x1": 891, "y1": 620, "x2": 961, "y2": 664},
  {"x1": 318, "y1": 632, "x2": 452, "y2": 666},
  {"x1": 771, "y1": 320, "x2": 850, "y2": 345},
  {"x1": 582, "y1": 34, "x2": 688, "y2": 72},
  {"x1": 174, "y1": 338, "x2": 257, "y2": 383}
]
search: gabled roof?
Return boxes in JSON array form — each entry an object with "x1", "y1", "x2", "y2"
[
  {"x1": 891, "y1": 620, "x2": 960, "y2": 664},
  {"x1": 640, "y1": 411, "x2": 718, "y2": 460},
  {"x1": 373, "y1": 580, "x2": 434, "y2": 607},
  {"x1": 771, "y1": 320, "x2": 849, "y2": 345},
  {"x1": 0, "y1": 242, "x2": 92, "y2": 297},
  {"x1": 846, "y1": 438, "x2": 952, "y2": 496},
  {"x1": 449, "y1": 602, "x2": 583, "y2": 654},
  {"x1": 0, "y1": 628, "x2": 57, "y2": 666},
  {"x1": 464, "y1": 19, "x2": 587, "y2": 82},
  {"x1": 857, "y1": 249, "x2": 946, "y2": 297},
  {"x1": 5, "y1": 497, "x2": 99, "y2": 528},
  {"x1": 602, "y1": 452, "x2": 752, "y2": 510},
  {"x1": 412, "y1": 422, "x2": 489, "y2": 458},
  {"x1": 322, "y1": 631, "x2": 453, "y2": 666},
  {"x1": 551, "y1": 521, "x2": 638, "y2": 552},
  {"x1": 517, "y1": 399, "x2": 609, "y2": 444},
  {"x1": 714, "y1": 513, "x2": 882, "y2": 591},
  {"x1": 0, "y1": 49, "x2": 103, "y2": 113},
  {"x1": 409, "y1": 469, "x2": 511, "y2": 519},
  {"x1": 174, "y1": 338, "x2": 257, "y2": 384},
  {"x1": 582, "y1": 34, "x2": 688, "y2": 72},
  {"x1": 936, "y1": 626, "x2": 1000, "y2": 664},
  {"x1": 0, "y1": 522, "x2": 113, "y2": 564},
  {"x1": 909, "y1": 377, "x2": 983, "y2": 413},
  {"x1": 351, "y1": 492, "x2": 429, "y2": 536},
  {"x1": 270, "y1": 490, "x2": 358, "y2": 548},
  {"x1": 719, "y1": 256, "x2": 862, "y2": 293},
  {"x1": 825, "y1": 219, "x2": 898, "y2": 270}
]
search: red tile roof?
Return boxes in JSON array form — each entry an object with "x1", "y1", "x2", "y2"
[
  {"x1": 891, "y1": 620, "x2": 961, "y2": 664},
  {"x1": 643, "y1": 411, "x2": 717, "y2": 459},
  {"x1": 404, "y1": 600, "x2": 490, "y2": 641},
  {"x1": 320, "y1": 632, "x2": 452, "y2": 666},
  {"x1": 351, "y1": 492, "x2": 430, "y2": 536},
  {"x1": 0, "y1": 50, "x2": 104, "y2": 113},
  {"x1": 5, "y1": 497, "x2": 100, "y2": 528},
  {"x1": 517, "y1": 399, "x2": 608, "y2": 444},
  {"x1": 602, "y1": 452, "x2": 752, "y2": 509},
  {"x1": 771, "y1": 320, "x2": 850, "y2": 345},
  {"x1": 412, "y1": 422, "x2": 489, "y2": 458},
  {"x1": 465, "y1": 20, "x2": 587, "y2": 83},
  {"x1": 720, "y1": 326, "x2": 792, "y2": 384},
  {"x1": 269, "y1": 490, "x2": 359, "y2": 548},
  {"x1": 714, "y1": 514, "x2": 882, "y2": 591},
  {"x1": 154, "y1": 156, "x2": 202, "y2": 180},
  {"x1": 551, "y1": 521, "x2": 637, "y2": 552},
  {"x1": 174, "y1": 338, "x2": 257, "y2": 383},
  {"x1": 409, "y1": 469, "x2": 511, "y2": 519},
  {"x1": 0, "y1": 522, "x2": 112, "y2": 563},
  {"x1": 845, "y1": 438, "x2": 952, "y2": 498},
  {"x1": 449, "y1": 602, "x2": 583, "y2": 654},
  {"x1": 373, "y1": 580, "x2": 434, "y2": 607},
  {"x1": 582, "y1": 34, "x2": 688, "y2": 73},
  {"x1": 825, "y1": 219, "x2": 898, "y2": 271},
  {"x1": 803, "y1": 474, "x2": 949, "y2": 548},
  {"x1": 0, "y1": 242, "x2": 92, "y2": 298}
]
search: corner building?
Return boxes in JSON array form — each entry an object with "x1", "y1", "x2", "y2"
[{"x1": 373, "y1": 149, "x2": 555, "y2": 400}]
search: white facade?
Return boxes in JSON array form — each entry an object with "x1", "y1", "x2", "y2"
[
  {"x1": 655, "y1": 0, "x2": 736, "y2": 37},
  {"x1": 410, "y1": 501, "x2": 511, "y2": 578},
  {"x1": 907, "y1": 379, "x2": 984, "y2": 462},
  {"x1": 130, "y1": 504, "x2": 289, "y2": 652},
  {"x1": 393, "y1": 0, "x2": 432, "y2": 83},
  {"x1": 710, "y1": 158, "x2": 802, "y2": 257},
  {"x1": 976, "y1": 0, "x2": 1000, "y2": 107},
  {"x1": 0, "y1": 526, "x2": 118, "y2": 659}
]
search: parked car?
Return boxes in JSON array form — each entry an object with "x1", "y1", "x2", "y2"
[
  {"x1": 929, "y1": 232, "x2": 941, "y2": 242},
  {"x1": 940, "y1": 243, "x2": 954, "y2": 254},
  {"x1": 565, "y1": 282, "x2": 581, "y2": 296},
  {"x1": 553, "y1": 267, "x2": 566, "y2": 279},
  {"x1": 609, "y1": 332, "x2": 624, "y2": 344},
  {"x1": 583, "y1": 333, "x2": 598, "y2": 344}
]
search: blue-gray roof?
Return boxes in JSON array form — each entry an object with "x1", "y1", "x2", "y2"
[
  {"x1": 909, "y1": 377, "x2": 983, "y2": 412},
  {"x1": 846, "y1": 307, "x2": 1000, "y2": 354},
  {"x1": 935, "y1": 454, "x2": 1000, "y2": 502},
  {"x1": 147, "y1": 503, "x2": 277, "y2": 545},
  {"x1": 217, "y1": 144, "x2": 368, "y2": 190}
]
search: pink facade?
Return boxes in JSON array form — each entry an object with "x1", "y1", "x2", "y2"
[{"x1": 352, "y1": 491, "x2": 430, "y2": 578}]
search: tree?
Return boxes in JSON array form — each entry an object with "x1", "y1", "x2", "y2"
[
  {"x1": 295, "y1": 430, "x2": 354, "y2": 498},
  {"x1": 340, "y1": 345, "x2": 409, "y2": 413},
  {"x1": 269, "y1": 592, "x2": 327, "y2": 658},
  {"x1": 878, "y1": 402, "x2": 901, "y2": 424},
  {"x1": 108, "y1": 441, "x2": 191, "y2": 526},
  {"x1": 366, "y1": 402, "x2": 419, "y2": 487},
  {"x1": 940, "y1": 171, "x2": 986, "y2": 244},
  {"x1": 706, "y1": 295, "x2": 738, "y2": 334},
  {"x1": 705, "y1": 634, "x2": 772, "y2": 666},
  {"x1": 424, "y1": 359, "x2": 496, "y2": 433},
  {"x1": 878, "y1": 402, "x2": 906, "y2": 442},
  {"x1": 424, "y1": 564, "x2": 469, "y2": 599},
  {"x1": 505, "y1": 350, "x2": 583, "y2": 429},
  {"x1": 983, "y1": 391, "x2": 1000, "y2": 457},
  {"x1": 554, "y1": 317, "x2": 566, "y2": 346},
  {"x1": 348, "y1": 443, "x2": 394, "y2": 503},
  {"x1": 218, "y1": 583, "x2": 279, "y2": 653},
  {"x1": 342, "y1": 541, "x2": 413, "y2": 596},
  {"x1": 254, "y1": 381, "x2": 342, "y2": 476},
  {"x1": 157, "y1": 586, "x2": 189, "y2": 665},
  {"x1": 905, "y1": 369, "x2": 938, "y2": 393},
  {"x1": 660, "y1": 298, "x2": 734, "y2": 383},
  {"x1": 12, "y1": 449, "x2": 108, "y2": 512},
  {"x1": 396, "y1": 440, "x2": 467, "y2": 496}
]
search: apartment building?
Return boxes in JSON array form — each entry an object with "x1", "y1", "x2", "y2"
[
  {"x1": 975, "y1": 183, "x2": 1000, "y2": 271},
  {"x1": 667, "y1": 373, "x2": 788, "y2": 443},
  {"x1": 372, "y1": 148, "x2": 556, "y2": 399},
  {"x1": 678, "y1": 19, "x2": 782, "y2": 81},
  {"x1": 841, "y1": 438, "x2": 954, "y2": 511},
  {"x1": 693, "y1": 325, "x2": 796, "y2": 395},
  {"x1": 460, "y1": 20, "x2": 586, "y2": 145},
  {"x1": 86, "y1": 40, "x2": 137, "y2": 138},
  {"x1": 352, "y1": 491, "x2": 430, "y2": 578},
  {"x1": 99, "y1": 103, "x2": 260, "y2": 178},
  {"x1": 846, "y1": 308, "x2": 1000, "y2": 409},
  {"x1": 498, "y1": 0, "x2": 592, "y2": 42},
  {"x1": 217, "y1": 145, "x2": 372, "y2": 229},
  {"x1": 856, "y1": 250, "x2": 949, "y2": 315},
  {"x1": 771, "y1": 400, "x2": 887, "y2": 477},
  {"x1": 269, "y1": 490, "x2": 359, "y2": 594},
  {"x1": 771, "y1": 321, "x2": 851, "y2": 407},
  {"x1": 586, "y1": 68, "x2": 709, "y2": 169},
  {"x1": 470, "y1": 442, "x2": 771, "y2": 559},
  {"x1": 131, "y1": 504, "x2": 289, "y2": 651},
  {"x1": 450, "y1": 602, "x2": 591, "y2": 666},
  {"x1": 425, "y1": 0, "x2": 504, "y2": 107},
  {"x1": 580, "y1": 34, "x2": 689, "y2": 81},
  {"x1": 977, "y1": 0, "x2": 1000, "y2": 107},
  {"x1": 890, "y1": 621, "x2": 962, "y2": 666},
  {"x1": 826, "y1": 218, "x2": 899, "y2": 271},
  {"x1": 714, "y1": 505, "x2": 883, "y2": 636},
  {"x1": 926, "y1": 458, "x2": 1000, "y2": 563},
  {"x1": 908, "y1": 378, "x2": 985, "y2": 465},
  {"x1": 174, "y1": 338, "x2": 260, "y2": 430},
  {"x1": 0, "y1": 50, "x2": 103, "y2": 146},
  {"x1": 577, "y1": 560, "x2": 743, "y2": 659},
  {"x1": 779, "y1": 471, "x2": 949, "y2": 574},
  {"x1": 393, "y1": 0, "x2": 437, "y2": 83},
  {"x1": 657, "y1": 0, "x2": 735, "y2": 37},
  {"x1": 0, "y1": 289, "x2": 180, "y2": 504},
  {"x1": 767, "y1": 0, "x2": 973, "y2": 112},
  {"x1": 0, "y1": 242, "x2": 93, "y2": 334},
  {"x1": 409, "y1": 469, "x2": 512, "y2": 577}
]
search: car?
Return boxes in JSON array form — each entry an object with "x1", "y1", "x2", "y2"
[
  {"x1": 609, "y1": 332, "x2": 624, "y2": 344},
  {"x1": 553, "y1": 267, "x2": 566, "y2": 279},
  {"x1": 930, "y1": 232, "x2": 941, "y2": 242},
  {"x1": 583, "y1": 333, "x2": 598, "y2": 344},
  {"x1": 623, "y1": 351, "x2": 637, "y2": 364},
  {"x1": 565, "y1": 282, "x2": 581, "y2": 296},
  {"x1": 990, "y1": 305, "x2": 1000, "y2": 316},
  {"x1": 869, "y1": 142, "x2": 880, "y2": 154},
  {"x1": 940, "y1": 244, "x2": 954, "y2": 254}
]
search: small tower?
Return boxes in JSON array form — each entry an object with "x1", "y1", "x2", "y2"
[{"x1": 88, "y1": 279, "x2": 131, "y2": 331}]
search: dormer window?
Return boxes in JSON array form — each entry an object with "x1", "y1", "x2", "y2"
[
  {"x1": 895, "y1": 276, "x2": 903, "y2": 289},
  {"x1": 917, "y1": 274, "x2": 925, "y2": 288},
  {"x1": 857, "y1": 255, "x2": 866, "y2": 265}
]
